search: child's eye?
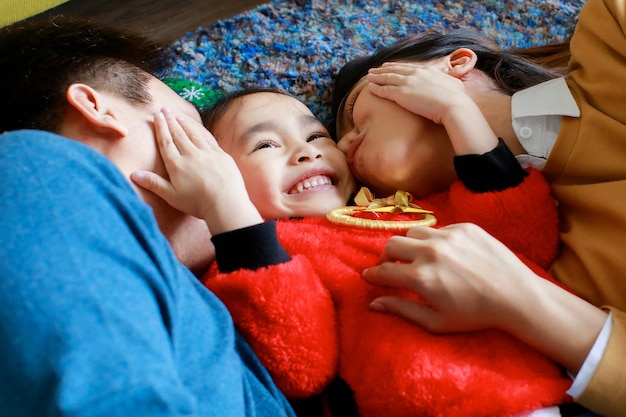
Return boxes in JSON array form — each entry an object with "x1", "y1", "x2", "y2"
[
  {"x1": 253, "y1": 139, "x2": 278, "y2": 152},
  {"x1": 307, "y1": 132, "x2": 330, "y2": 142}
]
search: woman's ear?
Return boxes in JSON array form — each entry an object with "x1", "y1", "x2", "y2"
[
  {"x1": 66, "y1": 83, "x2": 129, "y2": 137},
  {"x1": 446, "y1": 48, "x2": 478, "y2": 78}
]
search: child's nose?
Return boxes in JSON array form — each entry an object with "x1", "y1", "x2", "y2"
[{"x1": 295, "y1": 143, "x2": 323, "y2": 163}]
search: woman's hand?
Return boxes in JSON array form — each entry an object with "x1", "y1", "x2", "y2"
[
  {"x1": 362, "y1": 222, "x2": 608, "y2": 372},
  {"x1": 363, "y1": 222, "x2": 527, "y2": 332},
  {"x1": 131, "y1": 108, "x2": 263, "y2": 235}
]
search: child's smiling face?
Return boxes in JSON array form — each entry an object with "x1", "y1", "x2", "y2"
[{"x1": 211, "y1": 92, "x2": 356, "y2": 219}]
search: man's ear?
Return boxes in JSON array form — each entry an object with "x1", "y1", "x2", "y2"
[
  {"x1": 66, "y1": 83, "x2": 129, "y2": 137},
  {"x1": 446, "y1": 48, "x2": 478, "y2": 78}
]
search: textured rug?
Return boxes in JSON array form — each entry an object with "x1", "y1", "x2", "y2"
[{"x1": 164, "y1": 0, "x2": 585, "y2": 126}]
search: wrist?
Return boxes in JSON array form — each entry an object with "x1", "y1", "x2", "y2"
[
  {"x1": 498, "y1": 275, "x2": 607, "y2": 372},
  {"x1": 442, "y1": 97, "x2": 498, "y2": 155},
  {"x1": 212, "y1": 220, "x2": 291, "y2": 273},
  {"x1": 203, "y1": 198, "x2": 263, "y2": 235},
  {"x1": 453, "y1": 138, "x2": 527, "y2": 192}
]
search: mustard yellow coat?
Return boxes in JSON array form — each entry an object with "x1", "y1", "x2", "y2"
[{"x1": 543, "y1": 0, "x2": 626, "y2": 414}]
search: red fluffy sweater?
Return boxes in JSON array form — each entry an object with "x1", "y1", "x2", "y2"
[{"x1": 204, "y1": 169, "x2": 571, "y2": 417}]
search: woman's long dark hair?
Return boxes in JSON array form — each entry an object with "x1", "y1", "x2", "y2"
[{"x1": 331, "y1": 28, "x2": 570, "y2": 137}]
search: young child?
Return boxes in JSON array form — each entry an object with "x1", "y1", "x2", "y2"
[{"x1": 133, "y1": 90, "x2": 570, "y2": 417}]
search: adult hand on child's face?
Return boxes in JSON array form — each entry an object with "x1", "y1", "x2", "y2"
[
  {"x1": 362, "y1": 223, "x2": 536, "y2": 333},
  {"x1": 131, "y1": 108, "x2": 262, "y2": 234}
]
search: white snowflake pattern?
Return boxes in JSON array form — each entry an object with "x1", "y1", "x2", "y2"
[{"x1": 179, "y1": 86, "x2": 205, "y2": 101}]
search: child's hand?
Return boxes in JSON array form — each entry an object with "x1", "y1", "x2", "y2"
[
  {"x1": 367, "y1": 62, "x2": 466, "y2": 125},
  {"x1": 367, "y1": 63, "x2": 498, "y2": 155},
  {"x1": 131, "y1": 108, "x2": 263, "y2": 234}
]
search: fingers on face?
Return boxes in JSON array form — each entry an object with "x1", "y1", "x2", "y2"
[
  {"x1": 153, "y1": 109, "x2": 187, "y2": 159},
  {"x1": 367, "y1": 70, "x2": 403, "y2": 88},
  {"x1": 153, "y1": 111, "x2": 183, "y2": 165},
  {"x1": 155, "y1": 108, "x2": 215, "y2": 154},
  {"x1": 154, "y1": 111, "x2": 171, "y2": 144},
  {"x1": 162, "y1": 109, "x2": 196, "y2": 154},
  {"x1": 175, "y1": 114, "x2": 213, "y2": 150},
  {"x1": 131, "y1": 169, "x2": 172, "y2": 199},
  {"x1": 373, "y1": 62, "x2": 421, "y2": 75}
]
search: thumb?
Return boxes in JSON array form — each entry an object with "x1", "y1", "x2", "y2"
[{"x1": 131, "y1": 170, "x2": 173, "y2": 201}]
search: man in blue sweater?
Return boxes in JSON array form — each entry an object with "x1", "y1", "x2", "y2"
[{"x1": 0, "y1": 17, "x2": 296, "y2": 417}]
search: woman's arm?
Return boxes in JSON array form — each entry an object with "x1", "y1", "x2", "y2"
[{"x1": 362, "y1": 223, "x2": 607, "y2": 374}]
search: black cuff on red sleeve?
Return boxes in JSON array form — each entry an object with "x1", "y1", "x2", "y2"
[
  {"x1": 453, "y1": 138, "x2": 527, "y2": 193},
  {"x1": 211, "y1": 220, "x2": 292, "y2": 273}
]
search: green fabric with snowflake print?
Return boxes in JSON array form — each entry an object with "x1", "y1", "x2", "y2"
[{"x1": 162, "y1": 78, "x2": 223, "y2": 111}]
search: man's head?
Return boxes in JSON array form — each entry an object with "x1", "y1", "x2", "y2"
[
  {"x1": 0, "y1": 17, "x2": 215, "y2": 274},
  {"x1": 0, "y1": 16, "x2": 171, "y2": 133}
]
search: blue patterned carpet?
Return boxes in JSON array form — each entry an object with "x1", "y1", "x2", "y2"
[{"x1": 165, "y1": 0, "x2": 585, "y2": 125}]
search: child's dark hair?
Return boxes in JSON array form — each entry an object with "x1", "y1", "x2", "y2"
[
  {"x1": 0, "y1": 16, "x2": 171, "y2": 133},
  {"x1": 331, "y1": 28, "x2": 569, "y2": 137},
  {"x1": 202, "y1": 87, "x2": 295, "y2": 131}
]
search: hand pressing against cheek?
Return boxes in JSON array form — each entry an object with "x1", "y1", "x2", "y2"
[
  {"x1": 131, "y1": 108, "x2": 263, "y2": 235},
  {"x1": 367, "y1": 62, "x2": 498, "y2": 155},
  {"x1": 367, "y1": 62, "x2": 468, "y2": 125}
]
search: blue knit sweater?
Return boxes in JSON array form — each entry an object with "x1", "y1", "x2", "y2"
[{"x1": 0, "y1": 130, "x2": 296, "y2": 417}]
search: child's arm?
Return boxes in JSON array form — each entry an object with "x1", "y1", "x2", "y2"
[
  {"x1": 205, "y1": 223, "x2": 340, "y2": 399},
  {"x1": 368, "y1": 63, "x2": 557, "y2": 266},
  {"x1": 444, "y1": 168, "x2": 559, "y2": 269},
  {"x1": 367, "y1": 63, "x2": 526, "y2": 192},
  {"x1": 133, "y1": 109, "x2": 339, "y2": 399},
  {"x1": 205, "y1": 253, "x2": 339, "y2": 399}
]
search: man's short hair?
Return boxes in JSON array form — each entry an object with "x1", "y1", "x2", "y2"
[{"x1": 0, "y1": 16, "x2": 172, "y2": 132}]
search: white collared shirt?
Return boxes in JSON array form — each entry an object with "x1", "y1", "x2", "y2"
[
  {"x1": 511, "y1": 77, "x2": 580, "y2": 169},
  {"x1": 510, "y1": 78, "x2": 612, "y2": 401}
]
